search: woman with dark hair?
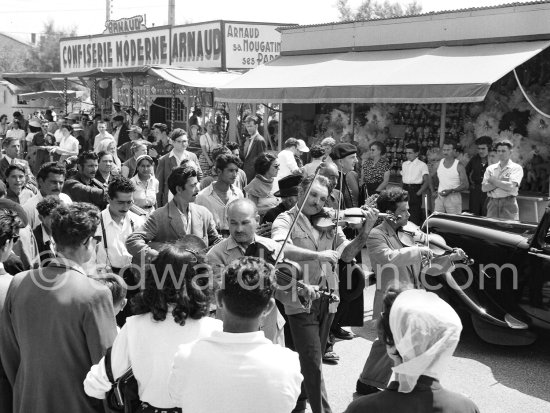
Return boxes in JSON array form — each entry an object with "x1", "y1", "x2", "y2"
[
  {"x1": 130, "y1": 154, "x2": 159, "y2": 213},
  {"x1": 0, "y1": 114, "x2": 9, "y2": 139},
  {"x1": 244, "y1": 153, "x2": 280, "y2": 216},
  {"x1": 361, "y1": 140, "x2": 391, "y2": 197},
  {"x1": 4, "y1": 164, "x2": 34, "y2": 204},
  {"x1": 345, "y1": 287, "x2": 479, "y2": 413},
  {"x1": 303, "y1": 144, "x2": 325, "y2": 177},
  {"x1": 84, "y1": 241, "x2": 221, "y2": 412},
  {"x1": 198, "y1": 121, "x2": 220, "y2": 177},
  {"x1": 0, "y1": 208, "x2": 22, "y2": 310}
]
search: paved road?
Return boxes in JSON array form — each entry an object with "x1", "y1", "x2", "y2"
[{"x1": 315, "y1": 286, "x2": 550, "y2": 413}]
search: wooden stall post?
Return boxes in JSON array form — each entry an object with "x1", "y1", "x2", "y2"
[
  {"x1": 170, "y1": 83, "x2": 176, "y2": 131},
  {"x1": 439, "y1": 103, "x2": 447, "y2": 147},
  {"x1": 63, "y1": 77, "x2": 68, "y2": 116},
  {"x1": 228, "y1": 103, "x2": 237, "y2": 142},
  {"x1": 278, "y1": 104, "x2": 283, "y2": 152}
]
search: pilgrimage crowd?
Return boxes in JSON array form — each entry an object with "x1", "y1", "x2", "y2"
[{"x1": 0, "y1": 107, "x2": 497, "y2": 412}]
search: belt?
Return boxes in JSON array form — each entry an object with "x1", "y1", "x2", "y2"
[
  {"x1": 402, "y1": 183, "x2": 422, "y2": 189},
  {"x1": 489, "y1": 195, "x2": 515, "y2": 199},
  {"x1": 139, "y1": 402, "x2": 181, "y2": 413}
]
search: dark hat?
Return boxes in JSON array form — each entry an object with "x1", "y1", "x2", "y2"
[
  {"x1": 0, "y1": 199, "x2": 28, "y2": 228},
  {"x1": 113, "y1": 115, "x2": 124, "y2": 122},
  {"x1": 274, "y1": 174, "x2": 302, "y2": 197},
  {"x1": 113, "y1": 102, "x2": 121, "y2": 107},
  {"x1": 331, "y1": 143, "x2": 357, "y2": 160}
]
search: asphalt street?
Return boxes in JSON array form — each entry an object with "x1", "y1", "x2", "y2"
[{"x1": 314, "y1": 286, "x2": 550, "y2": 413}]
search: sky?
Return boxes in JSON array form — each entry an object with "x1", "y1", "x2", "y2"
[{"x1": 0, "y1": 0, "x2": 538, "y2": 42}]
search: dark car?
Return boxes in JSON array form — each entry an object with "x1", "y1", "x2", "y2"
[{"x1": 421, "y1": 208, "x2": 550, "y2": 346}]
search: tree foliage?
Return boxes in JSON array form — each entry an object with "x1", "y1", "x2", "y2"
[
  {"x1": 336, "y1": 0, "x2": 423, "y2": 21},
  {"x1": 25, "y1": 20, "x2": 77, "y2": 72}
]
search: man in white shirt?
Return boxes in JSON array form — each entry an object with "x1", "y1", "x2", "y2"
[
  {"x1": 23, "y1": 162, "x2": 72, "y2": 229},
  {"x1": 196, "y1": 153, "x2": 243, "y2": 235},
  {"x1": 277, "y1": 137, "x2": 309, "y2": 180},
  {"x1": 95, "y1": 176, "x2": 144, "y2": 325},
  {"x1": 169, "y1": 256, "x2": 303, "y2": 413},
  {"x1": 401, "y1": 143, "x2": 430, "y2": 225},
  {"x1": 93, "y1": 122, "x2": 114, "y2": 152},
  {"x1": 482, "y1": 139, "x2": 524, "y2": 220}
]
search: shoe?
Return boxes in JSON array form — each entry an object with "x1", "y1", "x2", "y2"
[
  {"x1": 332, "y1": 327, "x2": 355, "y2": 340},
  {"x1": 356, "y1": 380, "x2": 381, "y2": 396},
  {"x1": 322, "y1": 350, "x2": 340, "y2": 364}
]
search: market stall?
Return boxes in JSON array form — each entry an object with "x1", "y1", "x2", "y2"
[{"x1": 216, "y1": 2, "x2": 550, "y2": 222}]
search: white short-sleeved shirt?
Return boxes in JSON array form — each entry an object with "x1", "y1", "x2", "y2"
[
  {"x1": 401, "y1": 158, "x2": 429, "y2": 184},
  {"x1": 195, "y1": 183, "x2": 244, "y2": 231},
  {"x1": 84, "y1": 314, "x2": 222, "y2": 409},
  {"x1": 482, "y1": 159, "x2": 524, "y2": 198},
  {"x1": 277, "y1": 149, "x2": 299, "y2": 180},
  {"x1": 168, "y1": 331, "x2": 302, "y2": 413}
]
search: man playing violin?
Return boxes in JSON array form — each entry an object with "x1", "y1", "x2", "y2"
[
  {"x1": 206, "y1": 198, "x2": 327, "y2": 346},
  {"x1": 272, "y1": 175, "x2": 378, "y2": 413},
  {"x1": 356, "y1": 187, "x2": 466, "y2": 396}
]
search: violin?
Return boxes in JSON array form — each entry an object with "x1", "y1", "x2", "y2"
[
  {"x1": 397, "y1": 221, "x2": 474, "y2": 265},
  {"x1": 244, "y1": 239, "x2": 340, "y2": 304},
  {"x1": 312, "y1": 207, "x2": 394, "y2": 231}
]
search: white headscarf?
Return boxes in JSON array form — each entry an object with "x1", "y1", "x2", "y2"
[{"x1": 389, "y1": 289, "x2": 462, "y2": 393}]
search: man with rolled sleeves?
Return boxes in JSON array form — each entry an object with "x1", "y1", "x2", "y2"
[{"x1": 482, "y1": 139, "x2": 523, "y2": 220}]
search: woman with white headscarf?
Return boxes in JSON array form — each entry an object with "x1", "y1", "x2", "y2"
[{"x1": 345, "y1": 288, "x2": 480, "y2": 413}]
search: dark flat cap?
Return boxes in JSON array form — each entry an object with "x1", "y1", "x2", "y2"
[
  {"x1": 331, "y1": 143, "x2": 357, "y2": 160},
  {"x1": 274, "y1": 174, "x2": 303, "y2": 197},
  {"x1": 112, "y1": 115, "x2": 125, "y2": 122},
  {"x1": 0, "y1": 199, "x2": 28, "y2": 228}
]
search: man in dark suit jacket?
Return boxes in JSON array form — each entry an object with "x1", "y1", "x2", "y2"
[
  {"x1": 112, "y1": 115, "x2": 130, "y2": 146},
  {"x1": 242, "y1": 115, "x2": 267, "y2": 182},
  {"x1": 127, "y1": 165, "x2": 221, "y2": 264},
  {"x1": 0, "y1": 137, "x2": 32, "y2": 181},
  {"x1": 0, "y1": 202, "x2": 117, "y2": 413},
  {"x1": 62, "y1": 151, "x2": 108, "y2": 210}
]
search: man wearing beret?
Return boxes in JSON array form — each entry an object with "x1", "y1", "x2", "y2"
[
  {"x1": 331, "y1": 143, "x2": 361, "y2": 208},
  {"x1": 262, "y1": 174, "x2": 302, "y2": 225},
  {"x1": 242, "y1": 115, "x2": 267, "y2": 182}
]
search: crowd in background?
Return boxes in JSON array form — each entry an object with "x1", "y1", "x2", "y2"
[{"x1": 0, "y1": 105, "x2": 485, "y2": 413}]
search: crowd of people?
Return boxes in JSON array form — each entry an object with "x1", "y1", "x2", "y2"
[{"x1": 0, "y1": 108, "x2": 484, "y2": 412}]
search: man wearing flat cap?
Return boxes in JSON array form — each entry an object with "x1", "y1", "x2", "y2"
[
  {"x1": 331, "y1": 143, "x2": 361, "y2": 208},
  {"x1": 262, "y1": 174, "x2": 302, "y2": 225},
  {"x1": 111, "y1": 114, "x2": 129, "y2": 146}
]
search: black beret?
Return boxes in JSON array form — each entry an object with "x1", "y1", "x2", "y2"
[
  {"x1": 274, "y1": 174, "x2": 303, "y2": 197},
  {"x1": 331, "y1": 143, "x2": 357, "y2": 160}
]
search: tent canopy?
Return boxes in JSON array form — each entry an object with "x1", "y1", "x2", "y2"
[{"x1": 215, "y1": 40, "x2": 550, "y2": 104}]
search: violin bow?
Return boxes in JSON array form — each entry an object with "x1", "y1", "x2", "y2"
[
  {"x1": 273, "y1": 156, "x2": 327, "y2": 266},
  {"x1": 332, "y1": 165, "x2": 345, "y2": 250},
  {"x1": 424, "y1": 193, "x2": 432, "y2": 267}
]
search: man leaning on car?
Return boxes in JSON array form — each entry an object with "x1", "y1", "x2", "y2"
[{"x1": 482, "y1": 139, "x2": 523, "y2": 221}]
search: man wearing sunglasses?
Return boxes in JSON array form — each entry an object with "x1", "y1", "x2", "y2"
[{"x1": 0, "y1": 202, "x2": 117, "y2": 413}]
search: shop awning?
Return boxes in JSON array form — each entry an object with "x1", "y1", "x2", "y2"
[
  {"x1": 215, "y1": 40, "x2": 550, "y2": 104},
  {"x1": 148, "y1": 68, "x2": 242, "y2": 90},
  {"x1": 18, "y1": 90, "x2": 83, "y2": 100}
]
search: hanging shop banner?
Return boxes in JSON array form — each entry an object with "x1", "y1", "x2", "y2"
[
  {"x1": 224, "y1": 23, "x2": 283, "y2": 69},
  {"x1": 60, "y1": 27, "x2": 171, "y2": 73},
  {"x1": 170, "y1": 22, "x2": 223, "y2": 69}
]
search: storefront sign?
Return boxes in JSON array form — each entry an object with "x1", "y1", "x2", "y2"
[
  {"x1": 60, "y1": 28, "x2": 171, "y2": 72},
  {"x1": 224, "y1": 23, "x2": 283, "y2": 69},
  {"x1": 170, "y1": 22, "x2": 222, "y2": 69},
  {"x1": 60, "y1": 20, "x2": 289, "y2": 73},
  {"x1": 104, "y1": 15, "x2": 146, "y2": 34}
]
